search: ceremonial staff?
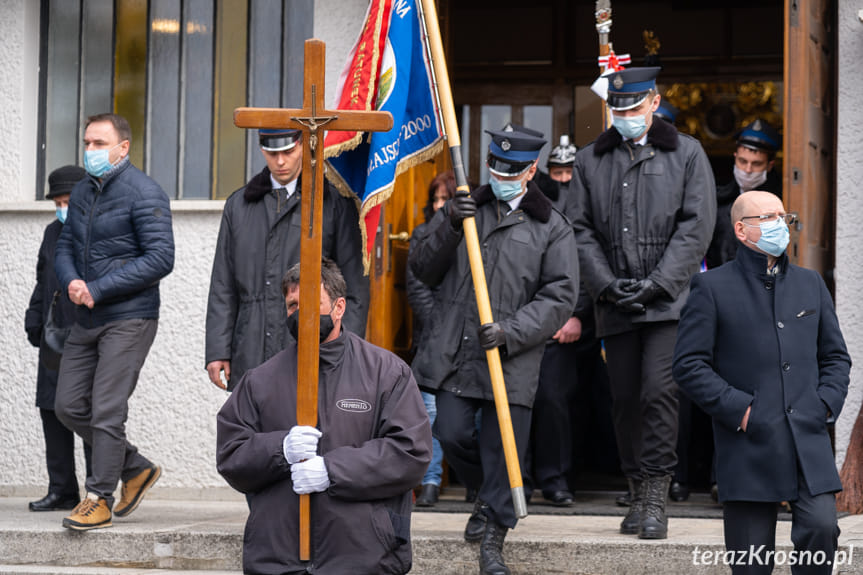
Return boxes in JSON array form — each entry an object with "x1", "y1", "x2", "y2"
[
  {"x1": 419, "y1": 0, "x2": 528, "y2": 519},
  {"x1": 233, "y1": 39, "x2": 392, "y2": 561}
]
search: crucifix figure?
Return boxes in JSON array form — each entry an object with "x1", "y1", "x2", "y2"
[{"x1": 233, "y1": 38, "x2": 392, "y2": 561}]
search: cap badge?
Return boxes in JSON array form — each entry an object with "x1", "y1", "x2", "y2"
[
  {"x1": 752, "y1": 119, "x2": 762, "y2": 132},
  {"x1": 612, "y1": 74, "x2": 624, "y2": 90},
  {"x1": 501, "y1": 139, "x2": 511, "y2": 151}
]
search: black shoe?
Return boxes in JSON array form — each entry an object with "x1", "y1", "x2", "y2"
[
  {"x1": 544, "y1": 490, "x2": 574, "y2": 507},
  {"x1": 669, "y1": 481, "x2": 690, "y2": 502},
  {"x1": 465, "y1": 487, "x2": 478, "y2": 503},
  {"x1": 29, "y1": 492, "x2": 80, "y2": 512},
  {"x1": 615, "y1": 490, "x2": 632, "y2": 507},
  {"x1": 415, "y1": 484, "x2": 439, "y2": 507},
  {"x1": 480, "y1": 520, "x2": 511, "y2": 575},
  {"x1": 464, "y1": 499, "x2": 488, "y2": 542}
]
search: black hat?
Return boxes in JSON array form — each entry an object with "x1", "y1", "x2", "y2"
[
  {"x1": 654, "y1": 101, "x2": 678, "y2": 124},
  {"x1": 259, "y1": 128, "x2": 301, "y2": 152},
  {"x1": 485, "y1": 123, "x2": 547, "y2": 177},
  {"x1": 606, "y1": 67, "x2": 661, "y2": 111},
  {"x1": 547, "y1": 135, "x2": 577, "y2": 167},
  {"x1": 736, "y1": 119, "x2": 780, "y2": 152},
  {"x1": 47, "y1": 165, "x2": 87, "y2": 199}
]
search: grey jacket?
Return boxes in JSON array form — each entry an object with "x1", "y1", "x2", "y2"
[
  {"x1": 205, "y1": 167, "x2": 369, "y2": 389},
  {"x1": 409, "y1": 182, "x2": 578, "y2": 408},
  {"x1": 571, "y1": 119, "x2": 716, "y2": 338},
  {"x1": 216, "y1": 329, "x2": 431, "y2": 575}
]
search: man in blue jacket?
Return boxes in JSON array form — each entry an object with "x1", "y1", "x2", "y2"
[
  {"x1": 673, "y1": 191, "x2": 850, "y2": 574},
  {"x1": 54, "y1": 113, "x2": 175, "y2": 530}
]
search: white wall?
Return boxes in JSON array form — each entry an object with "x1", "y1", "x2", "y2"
[
  {"x1": 834, "y1": 0, "x2": 863, "y2": 470},
  {"x1": 0, "y1": 0, "x2": 369, "y2": 498}
]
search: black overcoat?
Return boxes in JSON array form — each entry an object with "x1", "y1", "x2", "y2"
[
  {"x1": 673, "y1": 245, "x2": 850, "y2": 502},
  {"x1": 409, "y1": 182, "x2": 578, "y2": 408},
  {"x1": 24, "y1": 219, "x2": 77, "y2": 409}
]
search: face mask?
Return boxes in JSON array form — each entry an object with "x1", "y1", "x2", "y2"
[
  {"x1": 56, "y1": 206, "x2": 68, "y2": 224},
  {"x1": 746, "y1": 217, "x2": 789, "y2": 257},
  {"x1": 84, "y1": 143, "x2": 122, "y2": 178},
  {"x1": 489, "y1": 175, "x2": 524, "y2": 202},
  {"x1": 733, "y1": 164, "x2": 768, "y2": 192},
  {"x1": 612, "y1": 113, "x2": 648, "y2": 140},
  {"x1": 287, "y1": 309, "x2": 336, "y2": 343}
]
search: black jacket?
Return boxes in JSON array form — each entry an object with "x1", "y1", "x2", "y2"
[
  {"x1": 571, "y1": 119, "x2": 716, "y2": 337},
  {"x1": 25, "y1": 219, "x2": 77, "y2": 409},
  {"x1": 205, "y1": 167, "x2": 369, "y2": 389},
  {"x1": 673, "y1": 245, "x2": 850, "y2": 502},
  {"x1": 409, "y1": 182, "x2": 579, "y2": 407},
  {"x1": 55, "y1": 159, "x2": 175, "y2": 327},
  {"x1": 216, "y1": 329, "x2": 431, "y2": 575},
  {"x1": 705, "y1": 169, "x2": 782, "y2": 269},
  {"x1": 405, "y1": 222, "x2": 437, "y2": 352}
]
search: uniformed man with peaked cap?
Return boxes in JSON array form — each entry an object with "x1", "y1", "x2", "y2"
[
  {"x1": 410, "y1": 123, "x2": 578, "y2": 575},
  {"x1": 705, "y1": 118, "x2": 783, "y2": 269},
  {"x1": 570, "y1": 66, "x2": 716, "y2": 540}
]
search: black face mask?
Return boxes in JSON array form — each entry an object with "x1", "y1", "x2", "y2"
[{"x1": 287, "y1": 309, "x2": 336, "y2": 343}]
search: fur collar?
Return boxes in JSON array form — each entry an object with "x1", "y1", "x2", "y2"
[
  {"x1": 474, "y1": 180, "x2": 552, "y2": 223},
  {"x1": 244, "y1": 167, "x2": 303, "y2": 203},
  {"x1": 594, "y1": 116, "x2": 679, "y2": 156}
]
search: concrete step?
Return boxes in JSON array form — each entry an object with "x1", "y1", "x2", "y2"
[{"x1": 0, "y1": 497, "x2": 860, "y2": 574}]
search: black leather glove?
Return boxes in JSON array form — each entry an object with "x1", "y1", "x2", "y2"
[
  {"x1": 449, "y1": 191, "x2": 476, "y2": 229},
  {"x1": 616, "y1": 278, "x2": 667, "y2": 313},
  {"x1": 26, "y1": 327, "x2": 41, "y2": 348},
  {"x1": 478, "y1": 322, "x2": 506, "y2": 350},
  {"x1": 600, "y1": 278, "x2": 638, "y2": 304}
]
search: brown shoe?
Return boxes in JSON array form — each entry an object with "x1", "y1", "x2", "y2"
[
  {"x1": 114, "y1": 465, "x2": 161, "y2": 518},
  {"x1": 62, "y1": 494, "x2": 112, "y2": 530}
]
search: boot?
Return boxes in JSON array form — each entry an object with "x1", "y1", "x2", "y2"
[
  {"x1": 464, "y1": 499, "x2": 488, "y2": 542},
  {"x1": 639, "y1": 475, "x2": 671, "y2": 540},
  {"x1": 479, "y1": 519, "x2": 511, "y2": 575},
  {"x1": 619, "y1": 477, "x2": 642, "y2": 534},
  {"x1": 415, "y1": 483, "x2": 439, "y2": 507}
]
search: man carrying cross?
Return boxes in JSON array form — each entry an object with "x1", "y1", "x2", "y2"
[
  {"x1": 204, "y1": 124, "x2": 369, "y2": 391},
  {"x1": 216, "y1": 259, "x2": 432, "y2": 575}
]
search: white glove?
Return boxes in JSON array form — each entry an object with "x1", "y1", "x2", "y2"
[
  {"x1": 291, "y1": 455, "x2": 330, "y2": 494},
  {"x1": 283, "y1": 426, "x2": 322, "y2": 464}
]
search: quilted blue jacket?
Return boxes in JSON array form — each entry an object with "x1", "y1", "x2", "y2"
[{"x1": 55, "y1": 159, "x2": 174, "y2": 327}]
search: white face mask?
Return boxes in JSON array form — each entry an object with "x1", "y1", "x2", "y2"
[{"x1": 733, "y1": 164, "x2": 768, "y2": 192}]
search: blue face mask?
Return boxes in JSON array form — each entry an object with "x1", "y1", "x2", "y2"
[
  {"x1": 84, "y1": 143, "x2": 122, "y2": 178},
  {"x1": 748, "y1": 217, "x2": 789, "y2": 257},
  {"x1": 612, "y1": 113, "x2": 648, "y2": 140},
  {"x1": 56, "y1": 206, "x2": 68, "y2": 224},
  {"x1": 489, "y1": 175, "x2": 524, "y2": 202}
]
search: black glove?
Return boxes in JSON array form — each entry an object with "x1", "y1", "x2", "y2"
[
  {"x1": 449, "y1": 192, "x2": 476, "y2": 229},
  {"x1": 26, "y1": 327, "x2": 41, "y2": 348},
  {"x1": 478, "y1": 322, "x2": 506, "y2": 350},
  {"x1": 616, "y1": 278, "x2": 667, "y2": 313},
  {"x1": 600, "y1": 279, "x2": 638, "y2": 304}
]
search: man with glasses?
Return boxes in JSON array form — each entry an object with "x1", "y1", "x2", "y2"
[
  {"x1": 571, "y1": 67, "x2": 716, "y2": 539},
  {"x1": 674, "y1": 190, "x2": 849, "y2": 575}
]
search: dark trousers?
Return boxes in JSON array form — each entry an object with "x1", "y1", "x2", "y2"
[
  {"x1": 527, "y1": 340, "x2": 578, "y2": 496},
  {"x1": 723, "y1": 475, "x2": 839, "y2": 575},
  {"x1": 604, "y1": 321, "x2": 679, "y2": 478},
  {"x1": 55, "y1": 319, "x2": 157, "y2": 507},
  {"x1": 435, "y1": 390, "x2": 531, "y2": 528},
  {"x1": 40, "y1": 408, "x2": 92, "y2": 496}
]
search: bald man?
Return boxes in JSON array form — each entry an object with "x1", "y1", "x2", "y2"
[{"x1": 673, "y1": 191, "x2": 850, "y2": 575}]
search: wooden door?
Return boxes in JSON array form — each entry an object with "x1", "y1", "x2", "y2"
[
  {"x1": 366, "y1": 151, "x2": 451, "y2": 359},
  {"x1": 783, "y1": 0, "x2": 836, "y2": 284}
]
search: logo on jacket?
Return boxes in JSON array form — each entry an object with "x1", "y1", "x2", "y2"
[{"x1": 337, "y1": 399, "x2": 372, "y2": 413}]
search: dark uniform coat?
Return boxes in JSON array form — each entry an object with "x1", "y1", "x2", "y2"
[
  {"x1": 216, "y1": 329, "x2": 432, "y2": 575},
  {"x1": 571, "y1": 119, "x2": 716, "y2": 338},
  {"x1": 672, "y1": 245, "x2": 850, "y2": 502},
  {"x1": 409, "y1": 182, "x2": 578, "y2": 408},
  {"x1": 705, "y1": 169, "x2": 782, "y2": 269},
  {"x1": 25, "y1": 219, "x2": 77, "y2": 409},
  {"x1": 205, "y1": 167, "x2": 368, "y2": 389}
]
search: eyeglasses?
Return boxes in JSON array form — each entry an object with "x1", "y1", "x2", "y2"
[{"x1": 740, "y1": 212, "x2": 798, "y2": 225}]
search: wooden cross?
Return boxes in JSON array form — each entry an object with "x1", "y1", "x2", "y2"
[{"x1": 233, "y1": 38, "x2": 392, "y2": 562}]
